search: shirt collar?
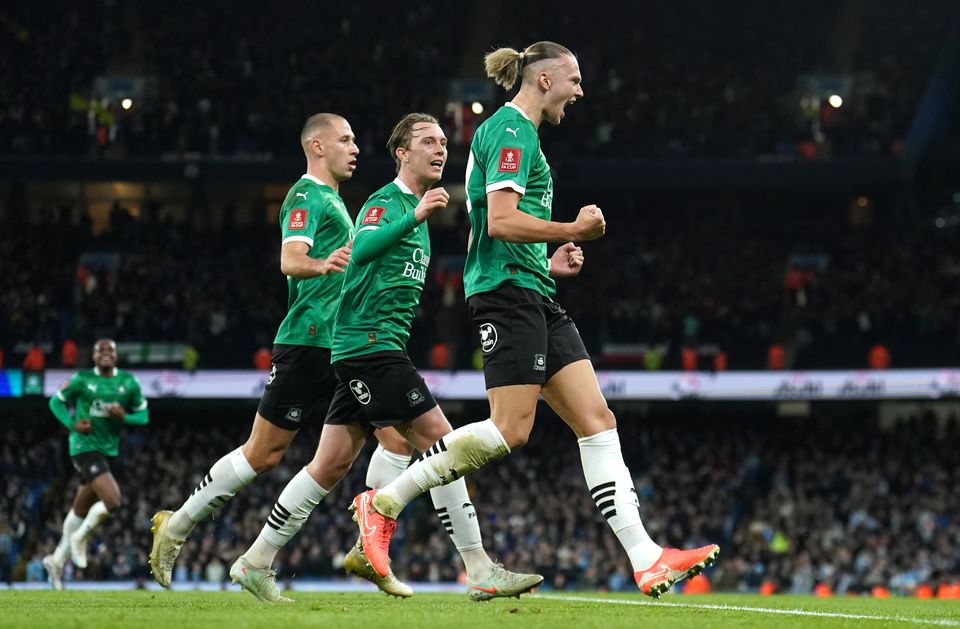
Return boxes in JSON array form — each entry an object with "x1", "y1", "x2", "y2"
[
  {"x1": 300, "y1": 173, "x2": 332, "y2": 188},
  {"x1": 393, "y1": 177, "x2": 414, "y2": 196},
  {"x1": 505, "y1": 102, "x2": 532, "y2": 122}
]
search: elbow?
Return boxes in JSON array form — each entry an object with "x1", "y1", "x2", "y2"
[
  {"x1": 487, "y1": 221, "x2": 506, "y2": 241},
  {"x1": 350, "y1": 248, "x2": 371, "y2": 267}
]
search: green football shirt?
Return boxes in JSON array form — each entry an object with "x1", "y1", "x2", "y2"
[
  {"x1": 464, "y1": 103, "x2": 555, "y2": 299},
  {"x1": 52, "y1": 368, "x2": 149, "y2": 457},
  {"x1": 331, "y1": 178, "x2": 429, "y2": 362},
  {"x1": 274, "y1": 174, "x2": 354, "y2": 348}
]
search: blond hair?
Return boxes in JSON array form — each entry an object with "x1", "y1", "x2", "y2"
[
  {"x1": 483, "y1": 41, "x2": 575, "y2": 91},
  {"x1": 387, "y1": 112, "x2": 439, "y2": 173}
]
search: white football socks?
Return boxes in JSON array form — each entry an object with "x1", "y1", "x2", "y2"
[
  {"x1": 245, "y1": 468, "x2": 328, "y2": 568},
  {"x1": 366, "y1": 442, "x2": 493, "y2": 578},
  {"x1": 365, "y1": 444, "x2": 411, "y2": 488},
  {"x1": 429, "y1": 480, "x2": 491, "y2": 578},
  {"x1": 168, "y1": 447, "x2": 257, "y2": 539},
  {"x1": 375, "y1": 419, "x2": 510, "y2": 518},
  {"x1": 52, "y1": 509, "x2": 83, "y2": 564},
  {"x1": 579, "y1": 428, "x2": 662, "y2": 571},
  {"x1": 74, "y1": 500, "x2": 111, "y2": 543}
]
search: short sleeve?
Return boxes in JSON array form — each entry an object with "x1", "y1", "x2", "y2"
[
  {"x1": 479, "y1": 124, "x2": 538, "y2": 196},
  {"x1": 280, "y1": 196, "x2": 325, "y2": 248},
  {"x1": 126, "y1": 378, "x2": 148, "y2": 412},
  {"x1": 55, "y1": 374, "x2": 81, "y2": 403},
  {"x1": 354, "y1": 196, "x2": 405, "y2": 237}
]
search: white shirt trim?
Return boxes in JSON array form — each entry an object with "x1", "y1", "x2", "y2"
[
  {"x1": 134, "y1": 400, "x2": 148, "y2": 411},
  {"x1": 56, "y1": 391, "x2": 67, "y2": 401},
  {"x1": 356, "y1": 225, "x2": 381, "y2": 234},
  {"x1": 301, "y1": 173, "x2": 334, "y2": 188},
  {"x1": 505, "y1": 102, "x2": 533, "y2": 122},
  {"x1": 393, "y1": 177, "x2": 414, "y2": 196},
  {"x1": 486, "y1": 181, "x2": 526, "y2": 195},
  {"x1": 282, "y1": 235, "x2": 314, "y2": 247}
]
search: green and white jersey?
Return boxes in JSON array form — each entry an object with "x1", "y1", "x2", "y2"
[
  {"x1": 464, "y1": 103, "x2": 555, "y2": 299},
  {"x1": 53, "y1": 368, "x2": 148, "y2": 457},
  {"x1": 274, "y1": 174, "x2": 354, "y2": 348},
  {"x1": 331, "y1": 178, "x2": 429, "y2": 362}
]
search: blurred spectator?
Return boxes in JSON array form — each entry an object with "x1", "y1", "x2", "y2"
[
  {"x1": 429, "y1": 343, "x2": 450, "y2": 370},
  {"x1": 868, "y1": 344, "x2": 892, "y2": 369},
  {"x1": 26, "y1": 554, "x2": 45, "y2": 582},
  {"x1": 182, "y1": 345, "x2": 199, "y2": 372},
  {"x1": 61, "y1": 339, "x2": 77, "y2": 368},
  {"x1": 252, "y1": 347, "x2": 271, "y2": 371},
  {"x1": 713, "y1": 351, "x2": 728, "y2": 372},
  {"x1": 768, "y1": 344, "x2": 786, "y2": 370},
  {"x1": 22, "y1": 346, "x2": 45, "y2": 371}
]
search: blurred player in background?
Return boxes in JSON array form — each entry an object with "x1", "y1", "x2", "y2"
[
  {"x1": 43, "y1": 338, "x2": 149, "y2": 589},
  {"x1": 232, "y1": 113, "x2": 541, "y2": 603},
  {"x1": 351, "y1": 41, "x2": 720, "y2": 599}
]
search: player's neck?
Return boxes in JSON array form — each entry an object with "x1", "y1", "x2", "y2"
[
  {"x1": 305, "y1": 165, "x2": 338, "y2": 192},
  {"x1": 510, "y1": 93, "x2": 541, "y2": 129},
  {"x1": 396, "y1": 171, "x2": 430, "y2": 198},
  {"x1": 95, "y1": 366, "x2": 116, "y2": 378}
]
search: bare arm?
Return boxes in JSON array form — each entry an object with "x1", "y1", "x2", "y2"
[
  {"x1": 487, "y1": 190, "x2": 606, "y2": 244},
  {"x1": 280, "y1": 240, "x2": 351, "y2": 278}
]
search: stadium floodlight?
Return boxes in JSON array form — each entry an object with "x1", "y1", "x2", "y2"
[
  {"x1": 471, "y1": 101, "x2": 484, "y2": 115},
  {"x1": 121, "y1": 98, "x2": 133, "y2": 110},
  {"x1": 828, "y1": 94, "x2": 843, "y2": 108}
]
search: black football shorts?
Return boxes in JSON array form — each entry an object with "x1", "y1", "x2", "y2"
[
  {"x1": 467, "y1": 283, "x2": 590, "y2": 389},
  {"x1": 325, "y1": 350, "x2": 438, "y2": 428},
  {"x1": 257, "y1": 344, "x2": 339, "y2": 431},
  {"x1": 71, "y1": 451, "x2": 114, "y2": 483}
]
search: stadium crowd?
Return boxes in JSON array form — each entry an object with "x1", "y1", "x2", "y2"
[
  {"x1": 2, "y1": 406, "x2": 957, "y2": 596},
  {"x1": 2, "y1": 199, "x2": 958, "y2": 372},
  {"x1": 2, "y1": 1, "x2": 956, "y2": 160}
]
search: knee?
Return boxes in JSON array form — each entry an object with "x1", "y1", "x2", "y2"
[
  {"x1": 243, "y1": 444, "x2": 285, "y2": 474},
  {"x1": 240, "y1": 439, "x2": 287, "y2": 476},
  {"x1": 103, "y1": 495, "x2": 122, "y2": 512},
  {"x1": 257, "y1": 449, "x2": 285, "y2": 474},
  {"x1": 577, "y1": 407, "x2": 617, "y2": 440},
  {"x1": 493, "y1": 416, "x2": 534, "y2": 450},
  {"x1": 307, "y1": 455, "x2": 350, "y2": 489},
  {"x1": 375, "y1": 429, "x2": 413, "y2": 457}
]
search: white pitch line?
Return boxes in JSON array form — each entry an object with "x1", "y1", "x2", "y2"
[{"x1": 534, "y1": 594, "x2": 960, "y2": 627}]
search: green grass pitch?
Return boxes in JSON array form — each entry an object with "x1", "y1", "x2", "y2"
[{"x1": 3, "y1": 591, "x2": 959, "y2": 628}]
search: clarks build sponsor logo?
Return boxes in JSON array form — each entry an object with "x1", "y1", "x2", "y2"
[{"x1": 401, "y1": 247, "x2": 430, "y2": 282}]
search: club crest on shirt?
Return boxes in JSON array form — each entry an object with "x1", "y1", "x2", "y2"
[
  {"x1": 362, "y1": 206, "x2": 386, "y2": 225},
  {"x1": 288, "y1": 208, "x2": 308, "y2": 230},
  {"x1": 498, "y1": 147, "x2": 522, "y2": 173}
]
